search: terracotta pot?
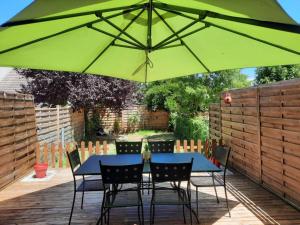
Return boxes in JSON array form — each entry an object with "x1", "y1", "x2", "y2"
[
  {"x1": 34, "y1": 163, "x2": 48, "y2": 178},
  {"x1": 224, "y1": 92, "x2": 232, "y2": 104}
]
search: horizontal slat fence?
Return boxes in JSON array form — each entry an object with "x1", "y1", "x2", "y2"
[
  {"x1": 36, "y1": 139, "x2": 208, "y2": 167},
  {"x1": 99, "y1": 105, "x2": 169, "y2": 132},
  {"x1": 209, "y1": 79, "x2": 300, "y2": 208},
  {"x1": 35, "y1": 106, "x2": 84, "y2": 144},
  {"x1": 0, "y1": 92, "x2": 37, "y2": 189},
  {"x1": 209, "y1": 103, "x2": 221, "y2": 140}
]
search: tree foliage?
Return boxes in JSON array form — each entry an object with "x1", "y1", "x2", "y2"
[
  {"x1": 143, "y1": 70, "x2": 250, "y2": 116},
  {"x1": 17, "y1": 69, "x2": 140, "y2": 112},
  {"x1": 255, "y1": 64, "x2": 300, "y2": 85}
]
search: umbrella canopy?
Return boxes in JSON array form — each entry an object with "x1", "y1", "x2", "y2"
[{"x1": 0, "y1": 0, "x2": 300, "y2": 82}]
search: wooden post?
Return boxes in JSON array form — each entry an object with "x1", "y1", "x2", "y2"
[
  {"x1": 183, "y1": 140, "x2": 187, "y2": 152},
  {"x1": 58, "y1": 143, "x2": 63, "y2": 168},
  {"x1": 51, "y1": 143, "x2": 56, "y2": 168},
  {"x1": 56, "y1": 105, "x2": 60, "y2": 144},
  {"x1": 36, "y1": 143, "x2": 40, "y2": 163},
  {"x1": 43, "y1": 143, "x2": 48, "y2": 164},
  {"x1": 190, "y1": 140, "x2": 194, "y2": 152},
  {"x1": 103, "y1": 141, "x2": 108, "y2": 155},
  {"x1": 256, "y1": 87, "x2": 262, "y2": 184},
  {"x1": 176, "y1": 140, "x2": 181, "y2": 153},
  {"x1": 81, "y1": 141, "x2": 85, "y2": 161},
  {"x1": 95, "y1": 141, "x2": 100, "y2": 155},
  {"x1": 197, "y1": 140, "x2": 202, "y2": 153},
  {"x1": 66, "y1": 143, "x2": 70, "y2": 168},
  {"x1": 88, "y1": 141, "x2": 93, "y2": 156}
]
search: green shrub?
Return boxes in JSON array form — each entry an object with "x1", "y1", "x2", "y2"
[{"x1": 174, "y1": 116, "x2": 208, "y2": 141}]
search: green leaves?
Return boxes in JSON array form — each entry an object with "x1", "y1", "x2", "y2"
[{"x1": 255, "y1": 64, "x2": 300, "y2": 85}]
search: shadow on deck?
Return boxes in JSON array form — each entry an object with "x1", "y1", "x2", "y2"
[{"x1": 0, "y1": 169, "x2": 299, "y2": 225}]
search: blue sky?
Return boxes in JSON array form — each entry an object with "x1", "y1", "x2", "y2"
[{"x1": 0, "y1": 0, "x2": 300, "y2": 80}]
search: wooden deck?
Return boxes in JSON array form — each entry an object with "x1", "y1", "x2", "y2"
[{"x1": 0, "y1": 169, "x2": 299, "y2": 225}]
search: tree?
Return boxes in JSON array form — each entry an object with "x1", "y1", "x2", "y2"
[
  {"x1": 143, "y1": 69, "x2": 251, "y2": 114},
  {"x1": 255, "y1": 64, "x2": 300, "y2": 85},
  {"x1": 17, "y1": 69, "x2": 141, "y2": 137}
]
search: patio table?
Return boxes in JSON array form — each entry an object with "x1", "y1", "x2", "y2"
[{"x1": 74, "y1": 152, "x2": 222, "y2": 176}]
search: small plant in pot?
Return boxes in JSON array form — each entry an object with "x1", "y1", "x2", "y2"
[{"x1": 34, "y1": 163, "x2": 48, "y2": 178}]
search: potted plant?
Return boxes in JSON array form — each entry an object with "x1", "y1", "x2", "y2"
[
  {"x1": 143, "y1": 144, "x2": 151, "y2": 161},
  {"x1": 34, "y1": 163, "x2": 48, "y2": 178}
]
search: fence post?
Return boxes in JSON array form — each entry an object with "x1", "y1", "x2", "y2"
[
  {"x1": 43, "y1": 143, "x2": 48, "y2": 164},
  {"x1": 58, "y1": 143, "x2": 63, "y2": 168},
  {"x1": 190, "y1": 140, "x2": 194, "y2": 152},
  {"x1": 88, "y1": 141, "x2": 93, "y2": 156},
  {"x1": 183, "y1": 140, "x2": 187, "y2": 152},
  {"x1": 176, "y1": 140, "x2": 181, "y2": 152},
  {"x1": 197, "y1": 140, "x2": 202, "y2": 153},
  {"x1": 56, "y1": 105, "x2": 60, "y2": 144},
  {"x1": 36, "y1": 143, "x2": 40, "y2": 163},
  {"x1": 256, "y1": 87, "x2": 262, "y2": 184},
  {"x1": 81, "y1": 141, "x2": 85, "y2": 161},
  {"x1": 51, "y1": 143, "x2": 56, "y2": 168},
  {"x1": 95, "y1": 141, "x2": 100, "y2": 155},
  {"x1": 103, "y1": 141, "x2": 108, "y2": 155}
]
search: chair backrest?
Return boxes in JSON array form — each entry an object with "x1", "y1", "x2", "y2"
[
  {"x1": 67, "y1": 148, "x2": 81, "y2": 173},
  {"x1": 150, "y1": 159, "x2": 193, "y2": 183},
  {"x1": 213, "y1": 146, "x2": 231, "y2": 167},
  {"x1": 99, "y1": 162, "x2": 144, "y2": 185},
  {"x1": 148, "y1": 140, "x2": 174, "y2": 153},
  {"x1": 115, "y1": 141, "x2": 142, "y2": 154}
]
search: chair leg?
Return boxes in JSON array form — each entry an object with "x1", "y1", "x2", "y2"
[
  {"x1": 138, "y1": 204, "x2": 141, "y2": 224},
  {"x1": 182, "y1": 205, "x2": 186, "y2": 224},
  {"x1": 69, "y1": 191, "x2": 76, "y2": 225},
  {"x1": 212, "y1": 176, "x2": 219, "y2": 203},
  {"x1": 152, "y1": 205, "x2": 155, "y2": 225},
  {"x1": 195, "y1": 187, "x2": 199, "y2": 217},
  {"x1": 224, "y1": 185, "x2": 231, "y2": 217},
  {"x1": 81, "y1": 191, "x2": 85, "y2": 209}
]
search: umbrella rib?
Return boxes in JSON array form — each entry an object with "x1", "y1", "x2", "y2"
[
  {"x1": 82, "y1": 8, "x2": 145, "y2": 73},
  {"x1": 1, "y1": 4, "x2": 144, "y2": 27},
  {"x1": 158, "y1": 7, "x2": 300, "y2": 57},
  {"x1": 0, "y1": 9, "x2": 138, "y2": 55},
  {"x1": 96, "y1": 12, "x2": 146, "y2": 49},
  {"x1": 153, "y1": 8, "x2": 210, "y2": 73},
  {"x1": 153, "y1": 19, "x2": 199, "y2": 49},
  {"x1": 153, "y1": 3, "x2": 300, "y2": 34}
]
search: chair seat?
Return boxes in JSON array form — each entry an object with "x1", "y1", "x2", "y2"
[
  {"x1": 191, "y1": 176, "x2": 224, "y2": 187},
  {"x1": 152, "y1": 188, "x2": 189, "y2": 205},
  {"x1": 77, "y1": 179, "x2": 105, "y2": 192},
  {"x1": 104, "y1": 189, "x2": 141, "y2": 208}
]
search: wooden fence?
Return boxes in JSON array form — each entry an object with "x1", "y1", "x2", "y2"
[
  {"x1": 35, "y1": 106, "x2": 84, "y2": 144},
  {"x1": 209, "y1": 79, "x2": 300, "y2": 208},
  {"x1": 36, "y1": 139, "x2": 208, "y2": 168},
  {"x1": 99, "y1": 105, "x2": 169, "y2": 132},
  {"x1": 0, "y1": 92, "x2": 37, "y2": 189}
]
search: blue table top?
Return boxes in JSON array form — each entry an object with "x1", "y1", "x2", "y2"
[{"x1": 74, "y1": 153, "x2": 221, "y2": 176}]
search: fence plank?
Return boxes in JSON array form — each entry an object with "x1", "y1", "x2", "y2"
[
  {"x1": 103, "y1": 141, "x2": 108, "y2": 155},
  {"x1": 51, "y1": 144, "x2": 56, "y2": 168},
  {"x1": 88, "y1": 141, "x2": 93, "y2": 156},
  {"x1": 36, "y1": 143, "x2": 40, "y2": 163},
  {"x1": 66, "y1": 143, "x2": 70, "y2": 168},
  {"x1": 183, "y1": 140, "x2": 187, "y2": 152},
  {"x1": 58, "y1": 143, "x2": 63, "y2": 168},
  {"x1": 43, "y1": 143, "x2": 48, "y2": 164},
  {"x1": 190, "y1": 140, "x2": 194, "y2": 152},
  {"x1": 95, "y1": 141, "x2": 100, "y2": 155},
  {"x1": 176, "y1": 140, "x2": 181, "y2": 153},
  {"x1": 81, "y1": 141, "x2": 85, "y2": 161},
  {"x1": 197, "y1": 140, "x2": 202, "y2": 153}
]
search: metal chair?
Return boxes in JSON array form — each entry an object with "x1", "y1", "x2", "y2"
[
  {"x1": 115, "y1": 140, "x2": 143, "y2": 154},
  {"x1": 148, "y1": 140, "x2": 175, "y2": 153},
  {"x1": 150, "y1": 159, "x2": 194, "y2": 225},
  {"x1": 191, "y1": 146, "x2": 231, "y2": 217},
  {"x1": 97, "y1": 162, "x2": 144, "y2": 225},
  {"x1": 67, "y1": 148, "x2": 105, "y2": 225}
]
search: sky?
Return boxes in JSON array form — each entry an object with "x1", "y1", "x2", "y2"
[{"x1": 0, "y1": 0, "x2": 300, "y2": 80}]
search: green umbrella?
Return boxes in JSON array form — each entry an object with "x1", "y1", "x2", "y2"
[{"x1": 0, "y1": 0, "x2": 300, "y2": 82}]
